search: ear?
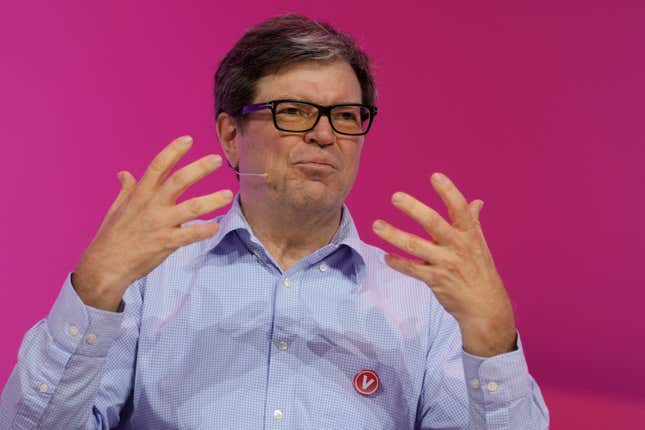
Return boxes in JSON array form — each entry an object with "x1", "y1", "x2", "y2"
[{"x1": 216, "y1": 112, "x2": 240, "y2": 168}]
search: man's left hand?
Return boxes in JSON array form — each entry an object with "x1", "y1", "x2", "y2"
[{"x1": 372, "y1": 172, "x2": 517, "y2": 357}]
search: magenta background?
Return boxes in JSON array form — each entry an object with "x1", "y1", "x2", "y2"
[{"x1": 2, "y1": 1, "x2": 644, "y2": 427}]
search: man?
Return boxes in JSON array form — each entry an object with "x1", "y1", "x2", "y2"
[{"x1": 0, "y1": 14, "x2": 549, "y2": 429}]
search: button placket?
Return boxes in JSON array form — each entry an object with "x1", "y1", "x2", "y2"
[{"x1": 266, "y1": 272, "x2": 301, "y2": 425}]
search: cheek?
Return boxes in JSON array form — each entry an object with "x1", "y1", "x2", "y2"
[
  {"x1": 266, "y1": 138, "x2": 300, "y2": 174},
  {"x1": 343, "y1": 141, "x2": 363, "y2": 173},
  {"x1": 242, "y1": 129, "x2": 290, "y2": 167}
]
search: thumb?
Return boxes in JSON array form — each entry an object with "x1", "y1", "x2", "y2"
[
  {"x1": 469, "y1": 199, "x2": 484, "y2": 222},
  {"x1": 117, "y1": 170, "x2": 136, "y2": 191},
  {"x1": 108, "y1": 170, "x2": 136, "y2": 214}
]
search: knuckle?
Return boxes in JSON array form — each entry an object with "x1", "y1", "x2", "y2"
[
  {"x1": 169, "y1": 170, "x2": 189, "y2": 188},
  {"x1": 443, "y1": 255, "x2": 457, "y2": 271},
  {"x1": 148, "y1": 157, "x2": 166, "y2": 174},
  {"x1": 139, "y1": 212, "x2": 160, "y2": 231},
  {"x1": 148, "y1": 228, "x2": 169, "y2": 249},
  {"x1": 149, "y1": 215, "x2": 167, "y2": 231},
  {"x1": 186, "y1": 199, "x2": 203, "y2": 216},
  {"x1": 425, "y1": 209, "x2": 439, "y2": 229},
  {"x1": 453, "y1": 237, "x2": 469, "y2": 254},
  {"x1": 433, "y1": 268, "x2": 450, "y2": 283},
  {"x1": 420, "y1": 267, "x2": 435, "y2": 284},
  {"x1": 404, "y1": 236, "x2": 421, "y2": 255}
]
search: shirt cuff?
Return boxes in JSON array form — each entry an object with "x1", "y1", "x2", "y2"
[
  {"x1": 46, "y1": 272, "x2": 126, "y2": 357},
  {"x1": 461, "y1": 331, "x2": 531, "y2": 405}
]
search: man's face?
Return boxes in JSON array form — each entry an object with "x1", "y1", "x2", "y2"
[{"x1": 233, "y1": 60, "x2": 365, "y2": 213}]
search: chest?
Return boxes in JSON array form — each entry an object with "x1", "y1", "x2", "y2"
[{"x1": 131, "y1": 256, "x2": 428, "y2": 429}]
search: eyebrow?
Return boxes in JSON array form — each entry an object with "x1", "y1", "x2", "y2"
[{"x1": 266, "y1": 94, "x2": 363, "y2": 104}]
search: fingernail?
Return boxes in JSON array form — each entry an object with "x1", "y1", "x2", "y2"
[
  {"x1": 432, "y1": 172, "x2": 445, "y2": 183},
  {"x1": 391, "y1": 192, "x2": 404, "y2": 205},
  {"x1": 179, "y1": 135, "x2": 193, "y2": 145},
  {"x1": 209, "y1": 154, "x2": 222, "y2": 166},
  {"x1": 373, "y1": 220, "x2": 385, "y2": 232},
  {"x1": 221, "y1": 189, "x2": 234, "y2": 200}
]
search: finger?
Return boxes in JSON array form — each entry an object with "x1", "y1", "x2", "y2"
[
  {"x1": 430, "y1": 172, "x2": 476, "y2": 230},
  {"x1": 170, "y1": 222, "x2": 221, "y2": 249},
  {"x1": 138, "y1": 135, "x2": 194, "y2": 193},
  {"x1": 383, "y1": 253, "x2": 434, "y2": 284},
  {"x1": 159, "y1": 154, "x2": 224, "y2": 203},
  {"x1": 372, "y1": 219, "x2": 452, "y2": 264},
  {"x1": 169, "y1": 189, "x2": 234, "y2": 226},
  {"x1": 390, "y1": 191, "x2": 456, "y2": 245}
]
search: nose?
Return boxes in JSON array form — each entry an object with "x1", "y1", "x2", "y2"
[{"x1": 304, "y1": 114, "x2": 336, "y2": 147}]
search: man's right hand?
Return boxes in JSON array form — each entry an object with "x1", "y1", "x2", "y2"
[{"x1": 71, "y1": 135, "x2": 233, "y2": 312}]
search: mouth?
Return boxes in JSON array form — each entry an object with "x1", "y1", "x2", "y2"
[
  {"x1": 293, "y1": 161, "x2": 338, "y2": 178},
  {"x1": 295, "y1": 161, "x2": 336, "y2": 168},
  {"x1": 294, "y1": 161, "x2": 338, "y2": 174}
]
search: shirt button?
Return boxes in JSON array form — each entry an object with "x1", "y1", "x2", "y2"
[
  {"x1": 487, "y1": 381, "x2": 498, "y2": 392},
  {"x1": 277, "y1": 341, "x2": 288, "y2": 351},
  {"x1": 470, "y1": 378, "x2": 480, "y2": 389},
  {"x1": 283, "y1": 278, "x2": 291, "y2": 288},
  {"x1": 273, "y1": 409, "x2": 283, "y2": 420},
  {"x1": 39, "y1": 383, "x2": 49, "y2": 393},
  {"x1": 85, "y1": 333, "x2": 97, "y2": 345},
  {"x1": 68, "y1": 324, "x2": 79, "y2": 336},
  {"x1": 319, "y1": 263, "x2": 328, "y2": 272}
]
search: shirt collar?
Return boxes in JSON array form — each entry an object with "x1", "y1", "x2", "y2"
[{"x1": 205, "y1": 193, "x2": 366, "y2": 272}]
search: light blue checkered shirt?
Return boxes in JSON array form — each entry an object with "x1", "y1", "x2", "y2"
[{"x1": 1, "y1": 195, "x2": 549, "y2": 429}]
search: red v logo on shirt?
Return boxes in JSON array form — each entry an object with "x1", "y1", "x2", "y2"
[
  {"x1": 353, "y1": 369, "x2": 380, "y2": 396},
  {"x1": 361, "y1": 375, "x2": 374, "y2": 390}
]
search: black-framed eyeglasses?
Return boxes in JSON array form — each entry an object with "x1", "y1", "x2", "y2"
[{"x1": 240, "y1": 99, "x2": 378, "y2": 136}]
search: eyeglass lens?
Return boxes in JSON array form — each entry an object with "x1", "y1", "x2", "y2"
[{"x1": 275, "y1": 101, "x2": 370, "y2": 134}]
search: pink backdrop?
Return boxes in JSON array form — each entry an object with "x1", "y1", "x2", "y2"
[{"x1": 2, "y1": 1, "x2": 644, "y2": 427}]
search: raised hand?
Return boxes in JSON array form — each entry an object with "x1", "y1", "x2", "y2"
[
  {"x1": 372, "y1": 172, "x2": 517, "y2": 357},
  {"x1": 72, "y1": 135, "x2": 233, "y2": 312}
]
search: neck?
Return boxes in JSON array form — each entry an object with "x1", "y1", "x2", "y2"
[{"x1": 239, "y1": 193, "x2": 342, "y2": 271}]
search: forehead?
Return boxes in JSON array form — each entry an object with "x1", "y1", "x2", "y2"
[{"x1": 253, "y1": 61, "x2": 362, "y2": 105}]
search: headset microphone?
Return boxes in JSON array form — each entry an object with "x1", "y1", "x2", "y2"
[{"x1": 226, "y1": 161, "x2": 269, "y2": 178}]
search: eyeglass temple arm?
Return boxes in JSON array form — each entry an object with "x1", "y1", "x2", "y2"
[{"x1": 241, "y1": 102, "x2": 274, "y2": 115}]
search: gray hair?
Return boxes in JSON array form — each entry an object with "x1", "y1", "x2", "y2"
[{"x1": 214, "y1": 14, "x2": 377, "y2": 120}]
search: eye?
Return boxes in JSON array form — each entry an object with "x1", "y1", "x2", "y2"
[
  {"x1": 278, "y1": 107, "x2": 302, "y2": 116},
  {"x1": 333, "y1": 108, "x2": 361, "y2": 123},
  {"x1": 276, "y1": 102, "x2": 316, "y2": 118}
]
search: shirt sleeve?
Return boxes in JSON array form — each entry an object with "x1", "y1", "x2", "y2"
[
  {"x1": 415, "y1": 298, "x2": 550, "y2": 429},
  {"x1": 0, "y1": 272, "x2": 143, "y2": 429}
]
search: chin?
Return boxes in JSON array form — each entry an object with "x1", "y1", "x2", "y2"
[{"x1": 286, "y1": 181, "x2": 345, "y2": 211}]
